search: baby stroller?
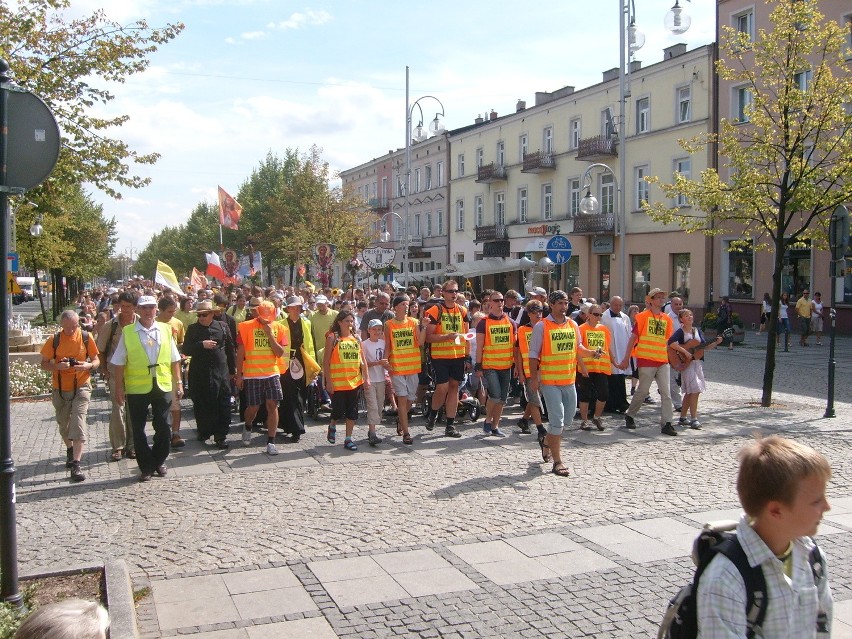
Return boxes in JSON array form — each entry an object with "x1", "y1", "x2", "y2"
[{"x1": 422, "y1": 370, "x2": 481, "y2": 424}]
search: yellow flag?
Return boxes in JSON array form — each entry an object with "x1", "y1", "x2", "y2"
[{"x1": 155, "y1": 260, "x2": 184, "y2": 296}]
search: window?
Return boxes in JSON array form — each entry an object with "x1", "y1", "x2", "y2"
[
  {"x1": 436, "y1": 161, "x2": 444, "y2": 187},
  {"x1": 475, "y1": 196, "x2": 484, "y2": 227},
  {"x1": 414, "y1": 213, "x2": 421, "y2": 237},
  {"x1": 426, "y1": 211, "x2": 432, "y2": 237},
  {"x1": 425, "y1": 165, "x2": 432, "y2": 190},
  {"x1": 542, "y1": 184, "x2": 553, "y2": 221},
  {"x1": 381, "y1": 176, "x2": 388, "y2": 199},
  {"x1": 458, "y1": 154, "x2": 465, "y2": 177},
  {"x1": 636, "y1": 97, "x2": 650, "y2": 134},
  {"x1": 519, "y1": 134, "x2": 528, "y2": 161},
  {"x1": 437, "y1": 209, "x2": 444, "y2": 236},
  {"x1": 414, "y1": 168, "x2": 421, "y2": 193},
  {"x1": 496, "y1": 141, "x2": 505, "y2": 166},
  {"x1": 734, "y1": 86, "x2": 753, "y2": 123},
  {"x1": 600, "y1": 174, "x2": 614, "y2": 214},
  {"x1": 456, "y1": 253, "x2": 465, "y2": 263},
  {"x1": 476, "y1": 148, "x2": 484, "y2": 167},
  {"x1": 495, "y1": 192, "x2": 505, "y2": 226},
  {"x1": 677, "y1": 86, "x2": 691, "y2": 123},
  {"x1": 570, "y1": 117, "x2": 581, "y2": 150},
  {"x1": 456, "y1": 199, "x2": 465, "y2": 231},
  {"x1": 674, "y1": 158, "x2": 691, "y2": 207},
  {"x1": 734, "y1": 9, "x2": 754, "y2": 42},
  {"x1": 724, "y1": 240, "x2": 754, "y2": 299},
  {"x1": 672, "y1": 253, "x2": 690, "y2": 302},
  {"x1": 845, "y1": 14, "x2": 852, "y2": 61},
  {"x1": 543, "y1": 127, "x2": 553, "y2": 154},
  {"x1": 569, "y1": 178, "x2": 581, "y2": 218},
  {"x1": 635, "y1": 165, "x2": 649, "y2": 209},
  {"x1": 793, "y1": 69, "x2": 811, "y2": 92},
  {"x1": 782, "y1": 240, "x2": 812, "y2": 299},
  {"x1": 518, "y1": 188, "x2": 528, "y2": 223},
  {"x1": 631, "y1": 254, "x2": 651, "y2": 303},
  {"x1": 599, "y1": 255, "x2": 611, "y2": 302},
  {"x1": 601, "y1": 107, "x2": 616, "y2": 137}
]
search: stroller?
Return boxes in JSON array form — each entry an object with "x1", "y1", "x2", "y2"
[{"x1": 422, "y1": 370, "x2": 481, "y2": 424}]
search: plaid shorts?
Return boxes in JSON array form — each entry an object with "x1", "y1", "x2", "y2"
[{"x1": 244, "y1": 376, "x2": 283, "y2": 406}]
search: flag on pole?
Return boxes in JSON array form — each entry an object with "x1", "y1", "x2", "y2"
[
  {"x1": 190, "y1": 267, "x2": 208, "y2": 292},
  {"x1": 218, "y1": 186, "x2": 242, "y2": 230},
  {"x1": 155, "y1": 260, "x2": 185, "y2": 297},
  {"x1": 205, "y1": 252, "x2": 226, "y2": 281}
]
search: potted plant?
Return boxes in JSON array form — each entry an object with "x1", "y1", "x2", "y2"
[{"x1": 700, "y1": 312, "x2": 719, "y2": 340}]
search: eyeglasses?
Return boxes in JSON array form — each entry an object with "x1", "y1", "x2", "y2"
[
  {"x1": 491, "y1": 298, "x2": 504, "y2": 303},
  {"x1": 197, "y1": 312, "x2": 212, "y2": 318},
  {"x1": 591, "y1": 312, "x2": 602, "y2": 317},
  {"x1": 443, "y1": 289, "x2": 458, "y2": 294}
]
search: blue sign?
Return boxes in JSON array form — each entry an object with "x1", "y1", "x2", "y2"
[
  {"x1": 7, "y1": 252, "x2": 19, "y2": 272},
  {"x1": 546, "y1": 235, "x2": 573, "y2": 264}
]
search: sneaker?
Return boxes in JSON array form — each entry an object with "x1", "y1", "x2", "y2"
[
  {"x1": 673, "y1": 405, "x2": 682, "y2": 412},
  {"x1": 689, "y1": 419, "x2": 702, "y2": 430},
  {"x1": 155, "y1": 464, "x2": 168, "y2": 477},
  {"x1": 625, "y1": 415, "x2": 636, "y2": 430},
  {"x1": 344, "y1": 439, "x2": 358, "y2": 451},
  {"x1": 69, "y1": 463, "x2": 85, "y2": 483},
  {"x1": 661, "y1": 423, "x2": 678, "y2": 436},
  {"x1": 326, "y1": 425, "x2": 337, "y2": 444},
  {"x1": 678, "y1": 417, "x2": 689, "y2": 426},
  {"x1": 482, "y1": 421, "x2": 493, "y2": 435},
  {"x1": 491, "y1": 428, "x2": 506, "y2": 437},
  {"x1": 242, "y1": 429, "x2": 252, "y2": 447},
  {"x1": 445, "y1": 426, "x2": 462, "y2": 438},
  {"x1": 368, "y1": 431, "x2": 383, "y2": 446},
  {"x1": 215, "y1": 440, "x2": 230, "y2": 450},
  {"x1": 170, "y1": 434, "x2": 186, "y2": 448},
  {"x1": 592, "y1": 416, "x2": 605, "y2": 431},
  {"x1": 426, "y1": 411, "x2": 436, "y2": 431},
  {"x1": 580, "y1": 420, "x2": 592, "y2": 431},
  {"x1": 517, "y1": 418, "x2": 531, "y2": 434},
  {"x1": 643, "y1": 396, "x2": 655, "y2": 405},
  {"x1": 266, "y1": 442, "x2": 278, "y2": 455}
]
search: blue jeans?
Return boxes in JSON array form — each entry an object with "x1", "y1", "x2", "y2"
[
  {"x1": 540, "y1": 383, "x2": 577, "y2": 435},
  {"x1": 483, "y1": 368, "x2": 511, "y2": 402}
]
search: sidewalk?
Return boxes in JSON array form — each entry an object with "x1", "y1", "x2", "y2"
[{"x1": 13, "y1": 341, "x2": 852, "y2": 639}]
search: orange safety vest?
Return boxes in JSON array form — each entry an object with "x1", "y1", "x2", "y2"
[
  {"x1": 481, "y1": 315, "x2": 515, "y2": 370},
  {"x1": 237, "y1": 319, "x2": 286, "y2": 378},
  {"x1": 517, "y1": 325, "x2": 533, "y2": 378},
  {"x1": 537, "y1": 317, "x2": 578, "y2": 386},
  {"x1": 633, "y1": 310, "x2": 671, "y2": 363},
  {"x1": 386, "y1": 317, "x2": 421, "y2": 376},
  {"x1": 328, "y1": 335, "x2": 363, "y2": 391},
  {"x1": 578, "y1": 323, "x2": 612, "y2": 375},
  {"x1": 426, "y1": 304, "x2": 467, "y2": 359}
]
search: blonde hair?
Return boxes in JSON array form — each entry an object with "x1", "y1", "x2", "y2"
[
  {"x1": 737, "y1": 435, "x2": 831, "y2": 517},
  {"x1": 14, "y1": 599, "x2": 109, "y2": 639}
]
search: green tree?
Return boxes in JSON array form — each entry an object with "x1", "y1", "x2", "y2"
[{"x1": 645, "y1": 0, "x2": 852, "y2": 406}]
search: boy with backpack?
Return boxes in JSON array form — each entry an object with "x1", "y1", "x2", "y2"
[{"x1": 694, "y1": 435, "x2": 832, "y2": 638}]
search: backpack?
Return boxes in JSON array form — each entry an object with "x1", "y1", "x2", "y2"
[
  {"x1": 658, "y1": 521, "x2": 827, "y2": 639},
  {"x1": 53, "y1": 330, "x2": 91, "y2": 357}
]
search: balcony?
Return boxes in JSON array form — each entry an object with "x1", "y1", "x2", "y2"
[
  {"x1": 474, "y1": 224, "x2": 508, "y2": 243},
  {"x1": 368, "y1": 197, "x2": 389, "y2": 212},
  {"x1": 576, "y1": 135, "x2": 618, "y2": 161},
  {"x1": 475, "y1": 162, "x2": 508, "y2": 183},
  {"x1": 572, "y1": 213, "x2": 615, "y2": 235},
  {"x1": 521, "y1": 151, "x2": 556, "y2": 173}
]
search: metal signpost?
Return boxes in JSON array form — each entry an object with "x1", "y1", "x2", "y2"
[{"x1": 825, "y1": 204, "x2": 849, "y2": 419}]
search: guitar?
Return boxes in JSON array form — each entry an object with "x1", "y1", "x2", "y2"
[{"x1": 668, "y1": 328, "x2": 734, "y2": 372}]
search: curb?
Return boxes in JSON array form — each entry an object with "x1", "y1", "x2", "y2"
[
  {"x1": 21, "y1": 559, "x2": 138, "y2": 639},
  {"x1": 10, "y1": 394, "x2": 51, "y2": 403}
]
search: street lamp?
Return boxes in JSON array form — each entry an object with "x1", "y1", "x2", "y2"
[
  {"x1": 28, "y1": 213, "x2": 47, "y2": 324},
  {"x1": 403, "y1": 66, "x2": 445, "y2": 288}
]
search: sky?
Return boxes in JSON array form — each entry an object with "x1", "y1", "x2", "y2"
[{"x1": 64, "y1": 0, "x2": 717, "y2": 262}]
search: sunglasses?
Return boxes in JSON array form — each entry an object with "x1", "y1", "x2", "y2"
[
  {"x1": 591, "y1": 312, "x2": 602, "y2": 317},
  {"x1": 442, "y1": 290, "x2": 458, "y2": 294},
  {"x1": 197, "y1": 312, "x2": 212, "y2": 318},
  {"x1": 528, "y1": 309, "x2": 542, "y2": 314},
  {"x1": 491, "y1": 298, "x2": 504, "y2": 303}
]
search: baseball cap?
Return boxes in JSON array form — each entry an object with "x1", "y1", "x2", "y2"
[
  {"x1": 255, "y1": 300, "x2": 277, "y2": 322},
  {"x1": 136, "y1": 295, "x2": 157, "y2": 307},
  {"x1": 646, "y1": 287, "x2": 665, "y2": 300},
  {"x1": 531, "y1": 287, "x2": 547, "y2": 297},
  {"x1": 367, "y1": 319, "x2": 383, "y2": 330},
  {"x1": 315, "y1": 294, "x2": 329, "y2": 304},
  {"x1": 285, "y1": 295, "x2": 303, "y2": 307}
]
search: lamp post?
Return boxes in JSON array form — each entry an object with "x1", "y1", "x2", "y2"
[
  {"x1": 28, "y1": 214, "x2": 48, "y2": 325},
  {"x1": 579, "y1": 162, "x2": 621, "y2": 293},
  {"x1": 378, "y1": 209, "x2": 404, "y2": 286},
  {"x1": 612, "y1": 0, "x2": 692, "y2": 297},
  {"x1": 403, "y1": 66, "x2": 445, "y2": 288}
]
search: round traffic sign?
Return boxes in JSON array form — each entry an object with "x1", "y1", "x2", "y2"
[
  {"x1": 6, "y1": 90, "x2": 61, "y2": 190},
  {"x1": 545, "y1": 235, "x2": 573, "y2": 264}
]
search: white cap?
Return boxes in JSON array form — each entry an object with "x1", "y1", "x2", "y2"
[
  {"x1": 137, "y1": 295, "x2": 157, "y2": 307},
  {"x1": 368, "y1": 319, "x2": 383, "y2": 330},
  {"x1": 315, "y1": 295, "x2": 329, "y2": 304}
]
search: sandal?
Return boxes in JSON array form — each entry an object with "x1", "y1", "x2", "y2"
[
  {"x1": 538, "y1": 435, "x2": 552, "y2": 463},
  {"x1": 125, "y1": 449, "x2": 136, "y2": 459},
  {"x1": 326, "y1": 425, "x2": 336, "y2": 444},
  {"x1": 552, "y1": 462, "x2": 570, "y2": 477},
  {"x1": 402, "y1": 433, "x2": 413, "y2": 445},
  {"x1": 110, "y1": 449, "x2": 122, "y2": 462}
]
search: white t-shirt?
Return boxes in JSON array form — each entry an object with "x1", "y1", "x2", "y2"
[{"x1": 361, "y1": 337, "x2": 388, "y2": 383}]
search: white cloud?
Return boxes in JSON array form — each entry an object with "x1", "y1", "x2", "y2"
[
  {"x1": 270, "y1": 9, "x2": 332, "y2": 31},
  {"x1": 240, "y1": 30, "x2": 266, "y2": 40}
]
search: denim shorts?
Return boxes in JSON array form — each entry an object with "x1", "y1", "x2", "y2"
[{"x1": 482, "y1": 368, "x2": 511, "y2": 402}]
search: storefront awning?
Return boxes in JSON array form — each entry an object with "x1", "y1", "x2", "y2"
[{"x1": 445, "y1": 257, "x2": 535, "y2": 278}]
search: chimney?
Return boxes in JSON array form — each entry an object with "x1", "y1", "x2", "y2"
[
  {"x1": 516, "y1": 99, "x2": 526, "y2": 112},
  {"x1": 535, "y1": 91, "x2": 554, "y2": 106},
  {"x1": 475, "y1": 114, "x2": 484, "y2": 124},
  {"x1": 489, "y1": 109, "x2": 498, "y2": 120},
  {"x1": 664, "y1": 43, "x2": 687, "y2": 59},
  {"x1": 602, "y1": 67, "x2": 619, "y2": 82}
]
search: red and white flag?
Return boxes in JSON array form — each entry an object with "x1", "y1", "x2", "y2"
[
  {"x1": 218, "y1": 186, "x2": 242, "y2": 230},
  {"x1": 205, "y1": 252, "x2": 226, "y2": 281}
]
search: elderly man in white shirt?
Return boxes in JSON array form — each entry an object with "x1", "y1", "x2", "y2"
[
  {"x1": 666, "y1": 296, "x2": 684, "y2": 411},
  {"x1": 600, "y1": 296, "x2": 631, "y2": 413}
]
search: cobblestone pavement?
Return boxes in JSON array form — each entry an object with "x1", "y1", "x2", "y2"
[{"x1": 13, "y1": 336, "x2": 852, "y2": 638}]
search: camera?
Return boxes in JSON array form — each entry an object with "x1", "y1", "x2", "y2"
[{"x1": 62, "y1": 357, "x2": 80, "y2": 367}]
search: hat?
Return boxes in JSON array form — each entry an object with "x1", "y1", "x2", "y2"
[
  {"x1": 285, "y1": 295, "x2": 303, "y2": 307},
  {"x1": 247, "y1": 296, "x2": 263, "y2": 308},
  {"x1": 255, "y1": 300, "x2": 277, "y2": 322},
  {"x1": 531, "y1": 287, "x2": 547, "y2": 297},
  {"x1": 315, "y1": 294, "x2": 329, "y2": 304},
  {"x1": 367, "y1": 319, "x2": 383, "y2": 330},
  {"x1": 136, "y1": 295, "x2": 157, "y2": 307},
  {"x1": 646, "y1": 287, "x2": 665, "y2": 300},
  {"x1": 196, "y1": 300, "x2": 213, "y2": 311}
]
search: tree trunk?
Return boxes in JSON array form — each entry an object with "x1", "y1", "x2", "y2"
[{"x1": 761, "y1": 235, "x2": 786, "y2": 406}]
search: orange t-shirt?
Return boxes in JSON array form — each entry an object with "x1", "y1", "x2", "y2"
[{"x1": 40, "y1": 329, "x2": 100, "y2": 390}]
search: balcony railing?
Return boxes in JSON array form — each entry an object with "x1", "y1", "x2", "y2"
[
  {"x1": 368, "y1": 197, "x2": 389, "y2": 211},
  {"x1": 474, "y1": 224, "x2": 508, "y2": 243},
  {"x1": 572, "y1": 212, "x2": 615, "y2": 235},
  {"x1": 576, "y1": 135, "x2": 618, "y2": 160},
  {"x1": 475, "y1": 162, "x2": 508, "y2": 183},
  {"x1": 521, "y1": 151, "x2": 556, "y2": 173}
]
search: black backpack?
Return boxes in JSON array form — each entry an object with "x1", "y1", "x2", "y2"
[
  {"x1": 658, "y1": 521, "x2": 827, "y2": 639},
  {"x1": 53, "y1": 330, "x2": 91, "y2": 356}
]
